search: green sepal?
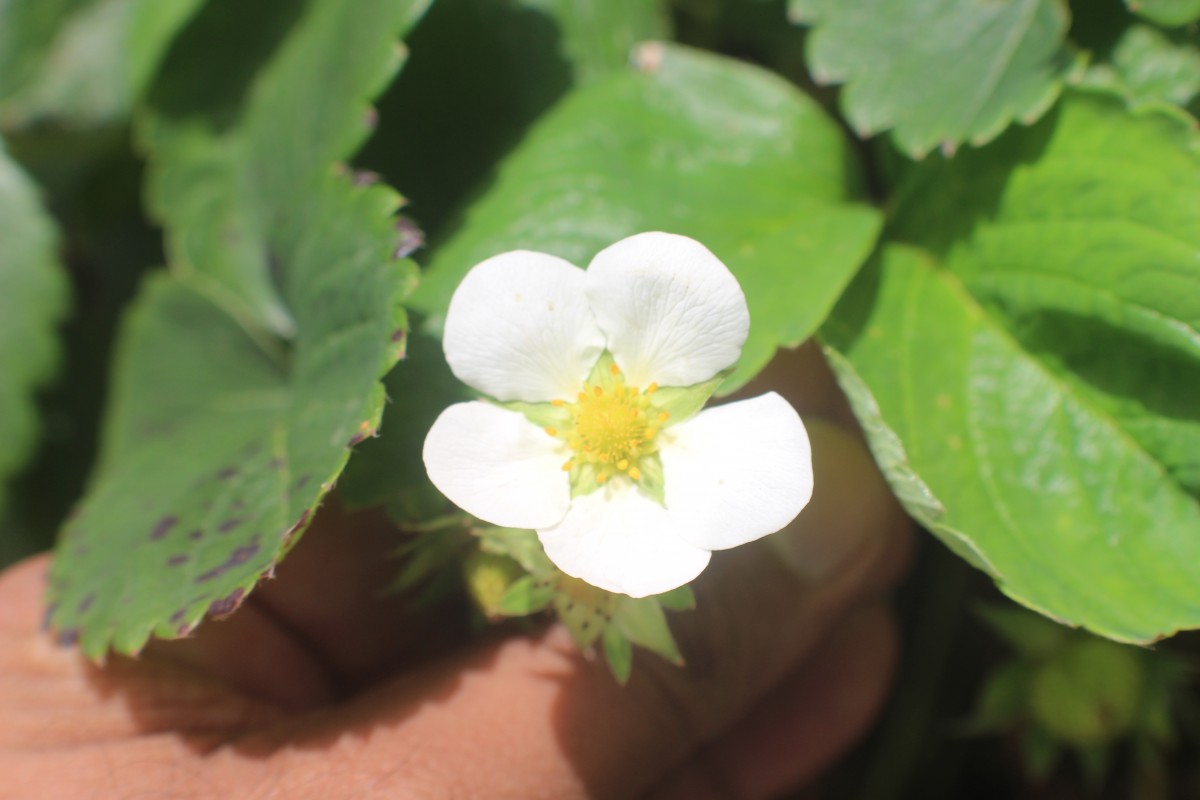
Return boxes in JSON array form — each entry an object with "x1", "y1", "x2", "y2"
[
  {"x1": 1022, "y1": 725, "x2": 1063, "y2": 783},
  {"x1": 612, "y1": 595, "x2": 684, "y2": 666},
  {"x1": 966, "y1": 661, "x2": 1033, "y2": 734},
  {"x1": 494, "y1": 574, "x2": 556, "y2": 617},
  {"x1": 497, "y1": 399, "x2": 571, "y2": 430},
  {"x1": 655, "y1": 585, "x2": 696, "y2": 611},
  {"x1": 602, "y1": 626, "x2": 634, "y2": 685},
  {"x1": 463, "y1": 550, "x2": 527, "y2": 616},
  {"x1": 569, "y1": 461, "x2": 602, "y2": 499},
  {"x1": 555, "y1": 589, "x2": 614, "y2": 650},
  {"x1": 475, "y1": 525, "x2": 556, "y2": 576},
  {"x1": 636, "y1": 452, "x2": 666, "y2": 506},
  {"x1": 650, "y1": 370, "x2": 728, "y2": 428},
  {"x1": 977, "y1": 603, "x2": 1070, "y2": 661}
]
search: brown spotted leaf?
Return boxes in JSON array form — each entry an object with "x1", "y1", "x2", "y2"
[{"x1": 47, "y1": 0, "x2": 430, "y2": 657}]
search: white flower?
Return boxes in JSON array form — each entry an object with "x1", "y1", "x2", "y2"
[{"x1": 423, "y1": 232, "x2": 813, "y2": 597}]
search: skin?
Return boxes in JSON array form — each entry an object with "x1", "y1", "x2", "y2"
[{"x1": 0, "y1": 344, "x2": 912, "y2": 799}]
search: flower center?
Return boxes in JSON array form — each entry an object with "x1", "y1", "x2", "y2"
[{"x1": 547, "y1": 362, "x2": 668, "y2": 485}]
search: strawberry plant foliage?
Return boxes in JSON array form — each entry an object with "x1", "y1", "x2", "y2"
[
  {"x1": 824, "y1": 90, "x2": 1200, "y2": 643},
  {"x1": 46, "y1": 0, "x2": 431, "y2": 658},
  {"x1": 791, "y1": 0, "x2": 1081, "y2": 157},
  {"x1": 0, "y1": 0, "x2": 205, "y2": 128},
  {"x1": 0, "y1": 142, "x2": 68, "y2": 520}
]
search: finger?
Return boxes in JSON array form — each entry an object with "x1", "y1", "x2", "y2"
[
  {"x1": 224, "y1": 418, "x2": 913, "y2": 799},
  {"x1": 148, "y1": 495, "x2": 467, "y2": 701},
  {"x1": 0, "y1": 556, "x2": 283, "y2": 749},
  {"x1": 649, "y1": 603, "x2": 899, "y2": 800}
]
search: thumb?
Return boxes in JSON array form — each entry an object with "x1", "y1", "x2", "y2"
[{"x1": 226, "y1": 418, "x2": 913, "y2": 799}]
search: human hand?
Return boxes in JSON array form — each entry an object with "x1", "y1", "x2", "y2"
[{"x1": 0, "y1": 344, "x2": 911, "y2": 799}]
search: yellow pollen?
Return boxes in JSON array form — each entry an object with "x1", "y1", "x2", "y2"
[
  {"x1": 558, "y1": 363, "x2": 664, "y2": 487},
  {"x1": 658, "y1": 411, "x2": 669, "y2": 422},
  {"x1": 646, "y1": 383, "x2": 658, "y2": 394},
  {"x1": 551, "y1": 399, "x2": 564, "y2": 407},
  {"x1": 562, "y1": 460, "x2": 574, "y2": 471}
]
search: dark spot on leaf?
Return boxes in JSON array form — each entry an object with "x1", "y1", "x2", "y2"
[
  {"x1": 177, "y1": 622, "x2": 196, "y2": 637},
  {"x1": 294, "y1": 475, "x2": 310, "y2": 490},
  {"x1": 150, "y1": 515, "x2": 179, "y2": 541},
  {"x1": 208, "y1": 588, "x2": 246, "y2": 618},
  {"x1": 391, "y1": 328, "x2": 405, "y2": 343},
  {"x1": 232, "y1": 499, "x2": 245, "y2": 510},
  {"x1": 393, "y1": 216, "x2": 424, "y2": 259},
  {"x1": 216, "y1": 467, "x2": 239, "y2": 480},
  {"x1": 56, "y1": 628, "x2": 80, "y2": 647},
  {"x1": 167, "y1": 554, "x2": 189, "y2": 567},
  {"x1": 195, "y1": 543, "x2": 260, "y2": 583},
  {"x1": 42, "y1": 603, "x2": 58, "y2": 631},
  {"x1": 268, "y1": 457, "x2": 285, "y2": 469},
  {"x1": 218, "y1": 517, "x2": 246, "y2": 534},
  {"x1": 581, "y1": 620, "x2": 590, "y2": 631},
  {"x1": 77, "y1": 594, "x2": 96, "y2": 614},
  {"x1": 188, "y1": 529, "x2": 204, "y2": 541},
  {"x1": 170, "y1": 608, "x2": 187, "y2": 624}
]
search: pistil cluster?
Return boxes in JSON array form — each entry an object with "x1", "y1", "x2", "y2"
[{"x1": 548, "y1": 362, "x2": 669, "y2": 486}]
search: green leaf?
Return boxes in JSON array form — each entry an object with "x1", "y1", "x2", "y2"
[
  {"x1": 360, "y1": 0, "x2": 668, "y2": 236},
  {"x1": 412, "y1": 43, "x2": 879, "y2": 393},
  {"x1": 339, "y1": 330, "x2": 471, "y2": 516},
  {"x1": 1088, "y1": 24, "x2": 1200, "y2": 110},
  {"x1": 825, "y1": 90, "x2": 1200, "y2": 643},
  {"x1": 46, "y1": 0, "x2": 431, "y2": 658},
  {"x1": 790, "y1": 0, "x2": 1082, "y2": 157},
  {"x1": 0, "y1": 0, "x2": 206, "y2": 128},
  {"x1": 1125, "y1": 0, "x2": 1200, "y2": 27},
  {"x1": 0, "y1": 141, "x2": 69, "y2": 518}
]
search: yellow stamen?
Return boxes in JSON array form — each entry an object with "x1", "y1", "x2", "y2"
[
  {"x1": 609, "y1": 362, "x2": 620, "y2": 376},
  {"x1": 562, "y1": 460, "x2": 574, "y2": 471},
  {"x1": 617, "y1": 459, "x2": 629, "y2": 471},
  {"x1": 646, "y1": 383, "x2": 658, "y2": 394},
  {"x1": 544, "y1": 427, "x2": 557, "y2": 437},
  {"x1": 551, "y1": 399, "x2": 564, "y2": 408},
  {"x1": 628, "y1": 466, "x2": 641, "y2": 480},
  {"x1": 593, "y1": 386, "x2": 603, "y2": 397},
  {"x1": 658, "y1": 411, "x2": 669, "y2": 422}
]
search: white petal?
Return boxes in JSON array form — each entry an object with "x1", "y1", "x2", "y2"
[
  {"x1": 423, "y1": 402, "x2": 570, "y2": 528},
  {"x1": 442, "y1": 251, "x2": 606, "y2": 402},
  {"x1": 659, "y1": 392, "x2": 813, "y2": 551},
  {"x1": 585, "y1": 232, "x2": 749, "y2": 388},
  {"x1": 538, "y1": 482, "x2": 712, "y2": 598}
]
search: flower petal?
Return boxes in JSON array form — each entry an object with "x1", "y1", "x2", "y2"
[
  {"x1": 538, "y1": 482, "x2": 712, "y2": 598},
  {"x1": 585, "y1": 232, "x2": 749, "y2": 388},
  {"x1": 443, "y1": 251, "x2": 606, "y2": 402},
  {"x1": 659, "y1": 392, "x2": 813, "y2": 551},
  {"x1": 423, "y1": 401, "x2": 570, "y2": 528}
]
